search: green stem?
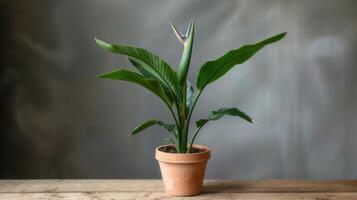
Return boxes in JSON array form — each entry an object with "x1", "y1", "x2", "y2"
[
  {"x1": 185, "y1": 89, "x2": 205, "y2": 153},
  {"x1": 181, "y1": 82, "x2": 188, "y2": 152},
  {"x1": 167, "y1": 103, "x2": 179, "y2": 128},
  {"x1": 187, "y1": 89, "x2": 203, "y2": 127},
  {"x1": 188, "y1": 121, "x2": 206, "y2": 152},
  {"x1": 182, "y1": 121, "x2": 188, "y2": 153},
  {"x1": 173, "y1": 98, "x2": 183, "y2": 153},
  {"x1": 163, "y1": 99, "x2": 181, "y2": 152}
]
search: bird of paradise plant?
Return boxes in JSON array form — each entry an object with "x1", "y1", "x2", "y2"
[{"x1": 95, "y1": 19, "x2": 286, "y2": 153}]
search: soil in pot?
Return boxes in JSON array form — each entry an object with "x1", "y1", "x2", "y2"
[{"x1": 158, "y1": 145, "x2": 206, "y2": 153}]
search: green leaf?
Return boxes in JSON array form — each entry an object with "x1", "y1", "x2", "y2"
[
  {"x1": 178, "y1": 19, "x2": 195, "y2": 85},
  {"x1": 157, "y1": 121, "x2": 176, "y2": 133},
  {"x1": 196, "y1": 119, "x2": 209, "y2": 127},
  {"x1": 131, "y1": 120, "x2": 176, "y2": 135},
  {"x1": 196, "y1": 32, "x2": 286, "y2": 90},
  {"x1": 128, "y1": 58, "x2": 155, "y2": 79},
  {"x1": 209, "y1": 107, "x2": 254, "y2": 123},
  {"x1": 196, "y1": 107, "x2": 254, "y2": 129},
  {"x1": 97, "y1": 69, "x2": 170, "y2": 105},
  {"x1": 95, "y1": 38, "x2": 179, "y2": 95},
  {"x1": 128, "y1": 58, "x2": 174, "y2": 105},
  {"x1": 132, "y1": 120, "x2": 159, "y2": 135}
]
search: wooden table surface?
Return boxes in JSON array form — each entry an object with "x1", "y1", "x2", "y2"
[{"x1": 0, "y1": 180, "x2": 357, "y2": 199}]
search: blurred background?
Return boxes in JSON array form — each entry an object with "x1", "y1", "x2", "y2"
[{"x1": 1, "y1": 0, "x2": 356, "y2": 179}]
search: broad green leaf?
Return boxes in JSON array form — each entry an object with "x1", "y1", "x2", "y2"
[
  {"x1": 209, "y1": 107, "x2": 254, "y2": 123},
  {"x1": 157, "y1": 121, "x2": 176, "y2": 134},
  {"x1": 95, "y1": 38, "x2": 179, "y2": 95},
  {"x1": 131, "y1": 119, "x2": 176, "y2": 135},
  {"x1": 97, "y1": 69, "x2": 170, "y2": 105},
  {"x1": 132, "y1": 120, "x2": 159, "y2": 135},
  {"x1": 196, "y1": 119, "x2": 208, "y2": 127},
  {"x1": 196, "y1": 32, "x2": 286, "y2": 90},
  {"x1": 178, "y1": 19, "x2": 195, "y2": 85},
  {"x1": 196, "y1": 107, "x2": 254, "y2": 129},
  {"x1": 128, "y1": 58, "x2": 155, "y2": 79},
  {"x1": 128, "y1": 58, "x2": 174, "y2": 105}
]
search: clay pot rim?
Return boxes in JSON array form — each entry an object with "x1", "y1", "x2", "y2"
[
  {"x1": 156, "y1": 144, "x2": 210, "y2": 154},
  {"x1": 155, "y1": 144, "x2": 211, "y2": 164}
]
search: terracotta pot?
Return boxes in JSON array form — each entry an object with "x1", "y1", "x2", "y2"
[{"x1": 155, "y1": 144, "x2": 211, "y2": 196}]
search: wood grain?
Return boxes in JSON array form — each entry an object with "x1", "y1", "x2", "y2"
[
  {"x1": 1, "y1": 192, "x2": 357, "y2": 200},
  {"x1": 0, "y1": 180, "x2": 356, "y2": 199}
]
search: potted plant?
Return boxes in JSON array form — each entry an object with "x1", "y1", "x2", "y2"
[{"x1": 95, "y1": 19, "x2": 286, "y2": 196}]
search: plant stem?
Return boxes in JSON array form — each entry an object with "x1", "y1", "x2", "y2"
[
  {"x1": 181, "y1": 82, "x2": 188, "y2": 152},
  {"x1": 164, "y1": 99, "x2": 181, "y2": 152},
  {"x1": 175, "y1": 101, "x2": 182, "y2": 153},
  {"x1": 187, "y1": 123, "x2": 205, "y2": 152},
  {"x1": 187, "y1": 90, "x2": 203, "y2": 128},
  {"x1": 167, "y1": 103, "x2": 179, "y2": 128},
  {"x1": 185, "y1": 89, "x2": 204, "y2": 153}
]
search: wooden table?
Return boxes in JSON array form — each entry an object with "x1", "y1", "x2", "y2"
[{"x1": 0, "y1": 180, "x2": 356, "y2": 199}]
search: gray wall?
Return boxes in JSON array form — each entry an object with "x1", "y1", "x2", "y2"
[{"x1": 1, "y1": 0, "x2": 357, "y2": 179}]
